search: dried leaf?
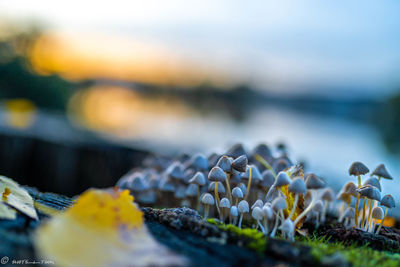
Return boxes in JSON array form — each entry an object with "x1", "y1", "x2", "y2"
[
  {"x1": 0, "y1": 176, "x2": 38, "y2": 220},
  {"x1": 35, "y1": 189, "x2": 187, "y2": 267}
]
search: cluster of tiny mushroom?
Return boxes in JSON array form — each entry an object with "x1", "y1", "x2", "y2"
[
  {"x1": 337, "y1": 162, "x2": 396, "y2": 234},
  {"x1": 116, "y1": 143, "x2": 396, "y2": 241}
]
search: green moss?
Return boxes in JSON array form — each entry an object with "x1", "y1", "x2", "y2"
[
  {"x1": 207, "y1": 218, "x2": 266, "y2": 253},
  {"x1": 298, "y1": 235, "x2": 400, "y2": 267}
]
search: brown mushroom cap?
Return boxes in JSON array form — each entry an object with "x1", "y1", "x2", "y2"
[
  {"x1": 371, "y1": 206, "x2": 384, "y2": 220},
  {"x1": 349, "y1": 161, "x2": 369, "y2": 176},
  {"x1": 321, "y1": 188, "x2": 335, "y2": 201},
  {"x1": 305, "y1": 173, "x2": 326, "y2": 189},
  {"x1": 371, "y1": 164, "x2": 393, "y2": 180}
]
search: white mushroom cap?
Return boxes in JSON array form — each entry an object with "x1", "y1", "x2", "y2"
[
  {"x1": 238, "y1": 183, "x2": 247, "y2": 196},
  {"x1": 279, "y1": 219, "x2": 294, "y2": 234},
  {"x1": 343, "y1": 207, "x2": 355, "y2": 219},
  {"x1": 363, "y1": 177, "x2": 382, "y2": 192},
  {"x1": 251, "y1": 199, "x2": 264, "y2": 210},
  {"x1": 262, "y1": 205, "x2": 274, "y2": 220},
  {"x1": 208, "y1": 166, "x2": 227, "y2": 182},
  {"x1": 166, "y1": 162, "x2": 185, "y2": 180},
  {"x1": 288, "y1": 177, "x2": 307, "y2": 195},
  {"x1": 217, "y1": 155, "x2": 232, "y2": 173},
  {"x1": 187, "y1": 153, "x2": 209, "y2": 171},
  {"x1": 185, "y1": 183, "x2": 198, "y2": 197},
  {"x1": 252, "y1": 206, "x2": 264, "y2": 221},
  {"x1": 230, "y1": 206, "x2": 239, "y2": 217},
  {"x1": 321, "y1": 188, "x2": 335, "y2": 202},
  {"x1": 238, "y1": 200, "x2": 250, "y2": 213},
  {"x1": 313, "y1": 200, "x2": 324, "y2": 212},
  {"x1": 232, "y1": 187, "x2": 244, "y2": 199},
  {"x1": 380, "y1": 194, "x2": 395, "y2": 208},
  {"x1": 220, "y1": 197, "x2": 231, "y2": 208},
  {"x1": 275, "y1": 171, "x2": 291, "y2": 187},
  {"x1": 260, "y1": 170, "x2": 275, "y2": 188},
  {"x1": 189, "y1": 172, "x2": 206, "y2": 186},
  {"x1": 208, "y1": 182, "x2": 226, "y2": 193},
  {"x1": 271, "y1": 197, "x2": 287, "y2": 211},
  {"x1": 372, "y1": 206, "x2": 384, "y2": 220},
  {"x1": 201, "y1": 193, "x2": 215, "y2": 205}
]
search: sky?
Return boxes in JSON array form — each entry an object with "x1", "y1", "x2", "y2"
[{"x1": 1, "y1": 0, "x2": 400, "y2": 97}]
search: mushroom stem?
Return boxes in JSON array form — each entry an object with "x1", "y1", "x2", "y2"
[
  {"x1": 294, "y1": 191, "x2": 316, "y2": 227},
  {"x1": 254, "y1": 154, "x2": 277, "y2": 177},
  {"x1": 344, "y1": 217, "x2": 349, "y2": 228},
  {"x1": 263, "y1": 218, "x2": 269, "y2": 234},
  {"x1": 258, "y1": 221, "x2": 266, "y2": 234},
  {"x1": 289, "y1": 194, "x2": 299, "y2": 220},
  {"x1": 354, "y1": 175, "x2": 362, "y2": 226},
  {"x1": 315, "y1": 213, "x2": 320, "y2": 229},
  {"x1": 321, "y1": 200, "x2": 329, "y2": 222},
  {"x1": 196, "y1": 186, "x2": 201, "y2": 211},
  {"x1": 225, "y1": 173, "x2": 233, "y2": 203},
  {"x1": 270, "y1": 213, "x2": 280, "y2": 237},
  {"x1": 204, "y1": 205, "x2": 209, "y2": 219},
  {"x1": 244, "y1": 167, "x2": 252, "y2": 201},
  {"x1": 238, "y1": 213, "x2": 244, "y2": 228},
  {"x1": 375, "y1": 207, "x2": 388, "y2": 235},
  {"x1": 235, "y1": 198, "x2": 238, "y2": 206},
  {"x1": 214, "y1": 183, "x2": 221, "y2": 217},
  {"x1": 361, "y1": 198, "x2": 370, "y2": 228},
  {"x1": 360, "y1": 197, "x2": 367, "y2": 228},
  {"x1": 364, "y1": 199, "x2": 374, "y2": 231}
]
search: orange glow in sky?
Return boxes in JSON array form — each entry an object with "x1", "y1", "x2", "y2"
[{"x1": 29, "y1": 32, "x2": 231, "y2": 87}]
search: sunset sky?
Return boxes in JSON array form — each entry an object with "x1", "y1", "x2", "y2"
[{"x1": 1, "y1": 0, "x2": 400, "y2": 97}]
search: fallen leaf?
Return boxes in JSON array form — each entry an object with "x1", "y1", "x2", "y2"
[
  {"x1": 35, "y1": 188, "x2": 187, "y2": 267},
  {"x1": 0, "y1": 176, "x2": 38, "y2": 220}
]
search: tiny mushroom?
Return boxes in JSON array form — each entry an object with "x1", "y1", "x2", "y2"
[
  {"x1": 320, "y1": 188, "x2": 335, "y2": 222},
  {"x1": 270, "y1": 197, "x2": 287, "y2": 237},
  {"x1": 279, "y1": 219, "x2": 295, "y2": 242},
  {"x1": 288, "y1": 177, "x2": 307, "y2": 220},
  {"x1": 189, "y1": 172, "x2": 207, "y2": 209},
  {"x1": 371, "y1": 164, "x2": 393, "y2": 181},
  {"x1": 342, "y1": 207, "x2": 355, "y2": 228},
  {"x1": 369, "y1": 206, "x2": 384, "y2": 233},
  {"x1": 313, "y1": 200, "x2": 324, "y2": 228},
  {"x1": 251, "y1": 199, "x2": 264, "y2": 210},
  {"x1": 262, "y1": 204, "x2": 274, "y2": 234},
  {"x1": 237, "y1": 200, "x2": 250, "y2": 228},
  {"x1": 241, "y1": 165, "x2": 263, "y2": 200},
  {"x1": 201, "y1": 193, "x2": 214, "y2": 219},
  {"x1": 357, "y1": 185, "x2": 381, "y2": 231},
  {"x1": 219, "y1": 197, "x2": 231, "y2": 222},
  {"x1": 230, "y1": 205, "x2": 239, "y2": 225},
  {"x1": 376, "y1": 194, "x2": 395, "y2": 234},
  {"x1": 252, "y1": 207, "x2": 266, "y2": 233},
  {"x1": 217, "y1": 156, "x2": 234, "y2": 203},
  {"x1": 208, "y1": 166, "x2": 227, "y2": 218},
  {"x1": 349, "y1": 161, "x2": 369, "y2": 225},
  {"x1": 232, "y1": 186, "x2": 244, "y2": 206}
]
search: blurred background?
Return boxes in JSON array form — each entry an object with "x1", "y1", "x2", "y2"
[{"x1": 0, "y1": 1, "x2": 400, "y2": 213}]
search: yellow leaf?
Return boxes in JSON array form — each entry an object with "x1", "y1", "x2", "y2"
[
  {"x1": 35, "y1": 188, "x2": 187, "y2": 267},
  {"x1": 0, "y1": 176, "x2": 38, "y2": 220}
]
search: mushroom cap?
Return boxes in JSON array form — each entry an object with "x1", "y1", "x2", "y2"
[
  {"x1": 208, "y1": 166, "x2": 227, "y2": 182},
  {"x1": 220, "y1": 197, "x2": 231, "y2": 208},
  {"x1": 288, "y1": 177, "x2": 307, "y2": 194},
  {"x1": 208, "y1": 152, "x2": 220, "y2": 167},
  {"x1": 342, "y1": 182, "x2": 358, "y2": 197},
  {"x1": 321, "y1": 188, "x2": 335, "y2": 201},
  {"x1": 130, "y1": 174, "x2": 150, "y2": 192},
  {"x1": 238, "y1": 200, "x2": 250, "y2": 213},
  {"x1": 230, "y1": 206, "x2": 238, "y2": 217},
  {"x1": 232, "y1": 187, "x2": 244, "y2": 199},
  {"x1": 260, "y1": 170, "x2": 275, "y2": 188},
  {"x1": 159, "y1": 177, "x2": 176, "y2": 192},
  {"x1": 275, "y1": 171, "x2": 291, "y2": 187},
  {"x1": 279, "y1": 219, "x2": 294, "y2": 234},
  {"x1": 272, "y1": 197, "x2": 287, "y2": 211},
  {"x1": 349, "y1": 161, "x2": 369, "y2": 176},
  {"x1": 380, "y1": 194, "x2": 395, "y2": 208},
  {"x1": 185, "y1": 183, "x2": 198, "y2": 197},
  {"x1": 241, "y1": 165, "x2": 263, "y2": 182},
  {"x1": 231, "y1": 155, "x2": 248, "y2": 173},
  {"x1": 265, "y1": 186, "x2": 281, "y2": 203},
  {"x1": 251, "y1": 199, "x2": 264, "y2": 210},
  {"x1": 371, "y1": 206, "x2": 384, "y2": 220},
  {"x1": 336, "y1": 191, "x2": 351, "y2": 204},
  {"x1": 230, "y1": 169, "x2": 242, "y2": 184},
  {"x1": 201, "y1": 193, "x2": 215, "y2": 205},
  {"x1": 343, "y1": 207, "x2": 355, "y2": 218},
  {"x1": 238, "y1": 183, "x2": 247, "y2": 196},
  {"x1": 262, "y1": 205, "x2": 274, "y2": 220},
  {"x1": 188, "y1": 153, "x2": 209, "y2": 171},
  {"x1": 253, "y1": 143, "x2": 272, "y2": 160},
  {"x1": 166, "y1": 162, "x2": 185, "y2": 180},
  {"x1": 273, "y1": 158, "x2": 290, "y2": 173},
  {"x1": 217, "y1": 155, "x2": 233, "y2": 173},
  {"x1": 363, "y1": 177, "x2": 382, "y2": 192},
  {"x1": 189, "y1": 172, "x2": 206, "y2": 186},
  {"x1": 305, "y1": 173, "x2": 326, "y2": 189},
  {"x1": 208, "y1": 181, "x2": 226, "y2": 193},
  {"x1": 371, "y1": 164, "x2": 393, "y2": 180},
  {"x1": 251, "y1": 206, "x2": 264, "y2": 221},
  {"x1": 174, "y1": 185, "x2": 187, "y2": 199},
  {"x1": 313, "y1": 200, "x2": 324, "y2": 212},
  {"x1": 357, "y1": 185, "x2": 381, "y2": 201},
  {"x1": 226, "y1": 143, "x2": 247, "y2": 159}
]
